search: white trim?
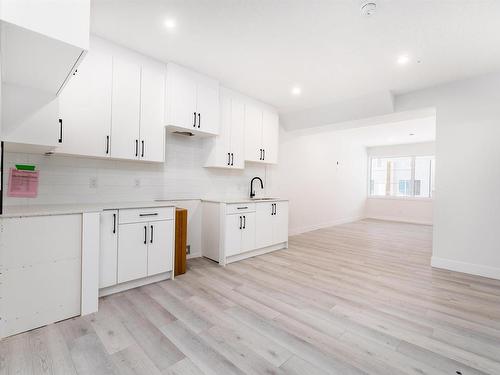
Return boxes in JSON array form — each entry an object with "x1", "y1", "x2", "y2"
[
  {"x1": 289, "y1": 216, "x2": 364, "y2": 236},
  {"x1": 224, "y1": 242, "x2": 288, "y2": 265},
  {"x1": 99, "y1": 271, "x2": 172, "y2": 297},
  {"x1": 365, "y1": 215, "x2": 432, "y2": 226},
  {"x1": 431, "y1": 256, "x2": 500, "y2": 281}
]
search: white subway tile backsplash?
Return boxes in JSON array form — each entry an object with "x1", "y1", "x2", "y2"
[{"x1": 3, "y1": 133, "x2": 275, "y2": 206}]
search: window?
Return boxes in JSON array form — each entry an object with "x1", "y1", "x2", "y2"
[{"x1": 369, "y1": 155, "x2": 435, "y2": 198}]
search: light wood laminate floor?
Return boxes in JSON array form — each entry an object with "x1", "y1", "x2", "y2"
[{"x1": 2, "y1": 219, "x2": 500, "y2": 374}]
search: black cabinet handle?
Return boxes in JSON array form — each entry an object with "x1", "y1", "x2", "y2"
[
  {"x1": 227, "y1": 153, "x2": 231, "y2": 166},
  {"x1": 139, "y1": 213, "x2": 158, "y2": 217},
  {"x1": 237, "y1": 206, "x2": 248, "y2": 210},
  {"x1": 259, "y1": 149, "x2": 262, "y2": 160},
  {"x1": 193, "y1": 112, "x2": 197, "y2": 127},
  {"x1": 135, "y1": 140, "x2": 138, "y2": 157},
  {"x1": 106, "y1": 135, "x2": 110, "y2": 154},
  {"x1": 243, "y1": 215, "x2": 246, "y2": 229},
  {"x1": 141, "y1": 140, "x2": 145, "y2": 158},
  {"x1": 58, "y1": 119, "x2": 63, "y2": 143},
  {"x1": 231, "y1": 153, "x2": 234, "y2": 166},
  {"x1": 198, "y1": 113, "x2": 201, "y2": 128},
  {"x1": 144, "y1": 226, "x2": 147, "y2": 244},
  {"x1": 150, "y1": 225, "x2": 154, "y2": 244},
  {"x1": 263, "y1": 149, "x2": 265, "y2": 161},
  {"x1": 112, "y1": 213, "x2": 116, "y2": 233},
  {"x1": 239, "y1": 216, "x2": 242, "y2": 230}
]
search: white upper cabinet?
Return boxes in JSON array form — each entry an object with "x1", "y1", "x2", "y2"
[
  {"x1": 56, "y1": 37, "x2": 166, "y2": 162},
  {"x1": 58, "y1": 47, "x2": 113, "y2": 158},
  {"x1": 165, "y1": 63, "x2": 219, "y2": 136},
  {"x1": 110, "y1": 57, "x2": 141, "y2": 160},
  {"x1": 0, "y1": 0, "x2": 90, "y2": 95},
  {"x1": 139, "y1": 64, "x2": 166, "y2": 162},
  {"x1": 204, "y1": 88, "x2": 245, "y2": 169},
  {"x1": 245, "y1": 103, "x2": 279, "y2": 164}
]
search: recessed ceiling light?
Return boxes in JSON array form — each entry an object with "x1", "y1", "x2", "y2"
[
  {"x1": 164, "y1": 18, "x2": 177, "y2": 29},
  {"x1": 409, "y1": 133, "x2": 415, "y2": 136},
  {"x1": 397, "y1": 55, "x2": 410, "y2": 65},
  {"x1": 291, "y1": 86, "x2": 301, "y2": 96}
]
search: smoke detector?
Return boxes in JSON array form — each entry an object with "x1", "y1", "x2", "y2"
[{"x1": 360, "y1": 1, "x2": 377, "y2": 16}]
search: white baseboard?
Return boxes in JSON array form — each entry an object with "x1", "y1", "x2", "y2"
[
  {"x1": 365, "y1": 215, "x2": 432, "y2": 226},
  {"x1": 431, "y1": 256, "x2": 500, "y2": 280},
  {"x1": 289, "y1": 216, "x2": 364, "y2": 236}
]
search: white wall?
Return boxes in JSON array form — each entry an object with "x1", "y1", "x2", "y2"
[
  {"x1": 274, "y1": 126, "x2": 368, "y2": 235},
  {"x1": 395, "y1": 72, "x2": 500, "y2": 280},
  {"x1": 365, "y1": 142, "x2": 435, "y2": 225}
]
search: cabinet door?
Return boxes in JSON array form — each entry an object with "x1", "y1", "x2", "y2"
[
  {"x1": 1, "y1": 83, "x2": 60, "y2": 149},
  {"x1": 99, "y1": 210, "x2": 118, "y2": 289},
  {"x1": 140, "y1": 65, "x2": 166, "y2": 162},
  {"x1": 58, "y1": 49, "x2": 112, "y2": 157},
  {"x1": 244, "y1": 103, "x2": 263, "y2": 162},
  {"x1": 217, "y1": 93, "x2": 233, "y2": 166},
  {"x1": 117, "y1": 223, "x2": 148, "y2": 283},
  {"x1": 111, "y1": 57, "x2": 141, "y2": 160},
  {"x1": 273, "y1": 202, "x2": 289, "y2": 244},
  {"x1": 230, "y1": 97, "x2": 245, "y2": 169},
  {"x1": 196, "y1": 82, "x2": 219, "y2": 135},
  {"x1": 166, "y1": 64, "x2": 197, "y2": 130},
  {"x1": 255, "y1": 203, "x2": 274, "y2": 249},
  {"x1": 241, "y1": 212, "x2": 256, "y2": 253},
  {"x1": 225, "y1": 214, "x2": 242, "y2": 256},
  {"x1": 262, "y1": 110, "x2": 279, "y2": 164},
  {"x1": 147, "y1": 220, "x2": 174, "y2": 276}
]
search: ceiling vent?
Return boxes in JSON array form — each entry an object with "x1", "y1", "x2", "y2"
[{"x1": 360, "y1": 1, "x2": 377, "y2": 16}]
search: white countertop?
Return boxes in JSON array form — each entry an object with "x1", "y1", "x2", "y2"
[
  {"x1": 0, "y1": 201, "x2": 178, "y2": 218},
  {"x1": 202, "y1": 198, "x2": 288, "y2": 204}
]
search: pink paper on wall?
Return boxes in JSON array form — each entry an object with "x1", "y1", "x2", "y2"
[{"x1": 8, "y1": 168, "x2": 39, "y2": 198}]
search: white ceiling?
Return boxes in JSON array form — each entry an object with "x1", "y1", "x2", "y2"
[
  {"x1": 91, "y1": 0, "x2": 500, "y2": 114},
  {"x1": 347, "y1": 116, "x2": 436, "y2": 147}
]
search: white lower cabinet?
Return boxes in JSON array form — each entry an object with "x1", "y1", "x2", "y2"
[
  {"x1": 117, "y1": 222, "x2": 148, "y2": 283},
  {"x1": 225, "y1": 212, "x2": 256, "y2": 257},
  {"x1": 100, "y1": 206, "x2": 175, "y2": 290},
  {"x1": 202, "y1": 200, "x2": 288, "y2": 264},
  {"x1": 256, "y1": 201, "x2": 289, "y2": 249}
]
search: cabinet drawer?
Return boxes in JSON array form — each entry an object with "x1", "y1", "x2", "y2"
[
  {"x1": 226, "y1": 203, "x2": 255, "y2": 215},
  {"x1": 119, "y1": 207, "x2": 174, "y2": 224}
]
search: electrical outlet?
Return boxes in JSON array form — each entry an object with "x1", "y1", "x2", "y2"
[
  {"x1": 134, "y1": 178, "x2": 141, "y2": 188},
  {"x1": 186, "y1": 245, "x2": 191, "y2": 255},
  {"x1": 89, "y1": 177, "x2": 98, "y2": 189}
]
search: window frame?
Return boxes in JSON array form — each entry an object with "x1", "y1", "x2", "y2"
[{"x1": 367, "y1": 155, "x2": 434, "y2": 200}]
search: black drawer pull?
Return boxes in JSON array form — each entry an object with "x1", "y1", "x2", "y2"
[
  {"x1": 237, "y1": 206, "x2": 248, "y2": 210},
  {"x1": 139, "y1": 213, "x2": 159, "y2": 217}
]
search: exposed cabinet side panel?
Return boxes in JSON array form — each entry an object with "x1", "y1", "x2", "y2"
[
  {"x1": 58, "y1": 48, "x2": 112, "y2": 157},
  {"x1": 111, "y1": 57, "x2": 141, "y2": 160},
  {"x1": 0, "y1": 214, "x2": 82, "y2": 338},
  {"x1": 140, "y1": 64, "x2": 166, "y2": 162}
]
